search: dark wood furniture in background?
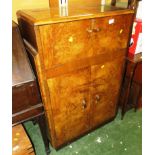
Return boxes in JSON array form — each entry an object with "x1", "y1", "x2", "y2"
[
  {"x1": 12, "y1": 21, "x2": 50, "y2": 154},
  {"x1": 120, "y1": 52, "x2": 142, "y2": 119},
  {"x1": 17, "y1": 5, "x2": 134, "y2": 149},
  {"x1": 12, "y1": 124, "x2": 35, "y2": 155}
]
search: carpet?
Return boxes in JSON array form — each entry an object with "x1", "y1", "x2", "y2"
[{"x1": 24, "y1": 109, "x2": 142, "y2": 155}]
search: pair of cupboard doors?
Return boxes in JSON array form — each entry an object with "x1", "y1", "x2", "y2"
[
  {"x1": 17, "y1": 8, "x2": 134, "y2": 148},
  {"x1": 47, "y1": 58, "x2": 124, "y2": 147}
]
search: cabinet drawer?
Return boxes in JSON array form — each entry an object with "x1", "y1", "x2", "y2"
[
  {"x1": 39, "y1": 14, "x2": 132, "y2": 69},
  {"x1": 39, "y1": 20, "x2": 93, "y2": 69}
]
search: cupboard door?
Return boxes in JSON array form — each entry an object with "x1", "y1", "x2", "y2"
[
  {"x1": 47, "y1": 67, "x2": 91, "y2": 146},
  {"x1": 90, "y1": 58, "x2": 125, "y2": 128},
  {"x1": 91, "y1": 14, "x2": 133, "y2": 56}
]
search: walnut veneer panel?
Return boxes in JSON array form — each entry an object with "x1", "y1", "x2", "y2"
[
  {"x1": 90, "y1": 58, "x2": 125, "y2": 127},
  {"x1": 17, "y1": 6, "x2": 134, "y2": 148},
  {"x1": 39, "y1": 14, "x2": 133, "y2": 69},
  {"x1": 39, "y1": 20, "x2": 92, "y2": 69},
  {"x1": 47, "y1": 67, "x2": 91, "y2": 145}
]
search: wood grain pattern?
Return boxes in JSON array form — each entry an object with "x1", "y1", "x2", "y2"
[
  {"x1": 38, "y1": 14, "x2": 132, "y2": 70},
  {"x1": 90, "y1": 58, "x2": 125, "y2": 127},
  {"x1": 39, "y1": 20, "x2": 92, "y2": 69},
  {"x1": 47, "y1": 67, "x2": 91, "y2": 145},
  {"x1": 17, "y1": 5, "x2": 134, "y2": 148}
]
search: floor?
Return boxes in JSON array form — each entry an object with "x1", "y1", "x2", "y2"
[{"x1": 24, "y1": 109, "x2": 142, "y2": 155}]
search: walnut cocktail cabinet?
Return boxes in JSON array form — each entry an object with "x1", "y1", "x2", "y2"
[{"x1": 17, "y1": 5, "x2": 134, "y2": 149}]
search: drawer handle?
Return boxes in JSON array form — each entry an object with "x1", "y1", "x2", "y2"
[
  {"x1": 93, "y1": 28, "x2": 101, "y2": 33},
  {"x1": 95, "y1": 95, "x2": 100, "y2": 103},
  {"x1": 86, "y1": 28, "x2": 101, "y2": 33},
  {"x1": 82, "y1": 99, "x2": 87, "y2": 109}
]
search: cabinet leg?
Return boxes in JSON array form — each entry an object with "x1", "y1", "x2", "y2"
[{"x1": 35, "y1": 115, "x2": 51, "y2": 155}]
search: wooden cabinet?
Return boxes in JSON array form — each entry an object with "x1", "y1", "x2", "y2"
[{"x1": 17, "y1": 5, "x2": 134, "y2": 148}]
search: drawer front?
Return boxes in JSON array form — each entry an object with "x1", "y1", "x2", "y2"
[
  {"x1": 47, "y1": 67, "x2": 91, "y2": 145},
  {"x1": 91, "y1": 14, "x2": 133, "y2": 55},
  {"x1": 90, "y1": 58, "x2": 125, "y2": 127},
  {"x1": 39, "y1": 20, "x2": 93, "y2": 69},
  {"x1": 39, "y1": 14, "x2": 133, "y2": 69}
]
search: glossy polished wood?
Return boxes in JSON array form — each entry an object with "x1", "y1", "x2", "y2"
[
  {"x1": 38, "y1": 13, "x2": 132, "y2": 70},
  {"x1": 17, "y1": 5, "x2": 134, "y2": 148},
  {"x1": 12, "y1": 124, "x2": 35, "y2": 155},
  {"x1": 91, "y1": 58, "x2": 125, "y2": 127}
]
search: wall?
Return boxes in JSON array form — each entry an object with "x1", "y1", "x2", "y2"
[
  {"x1": 12, "y1": 0, "x2": 49, "y2": 22},
  {"x1": 49, "y1": 0, "x2": 111, "y2": 7},
  {"x1": 12, "y1": 0, "x2": 128, "y2": 22}
]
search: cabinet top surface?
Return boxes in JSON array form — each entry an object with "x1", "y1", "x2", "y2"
[{"x1": 17, "y1": 4, "x2": 134, "y2": 25}]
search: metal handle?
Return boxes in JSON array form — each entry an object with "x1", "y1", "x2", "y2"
[
  {"x1": 86, "y1": 28, "x2": 101, "y2": 33},
  {"x1": 95, "y1": 94, "x2": 100, "y2": 104},
  {"x1": 86, "y1": 28, "x2": 93, "y2": 33},
  {"x1": 82, "y1": 99, "x2": 87, "y2": 109}
]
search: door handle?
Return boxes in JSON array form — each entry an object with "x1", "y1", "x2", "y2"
[{"x1": 95, "y1": 94, "x2": 100, "y2": 104}]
